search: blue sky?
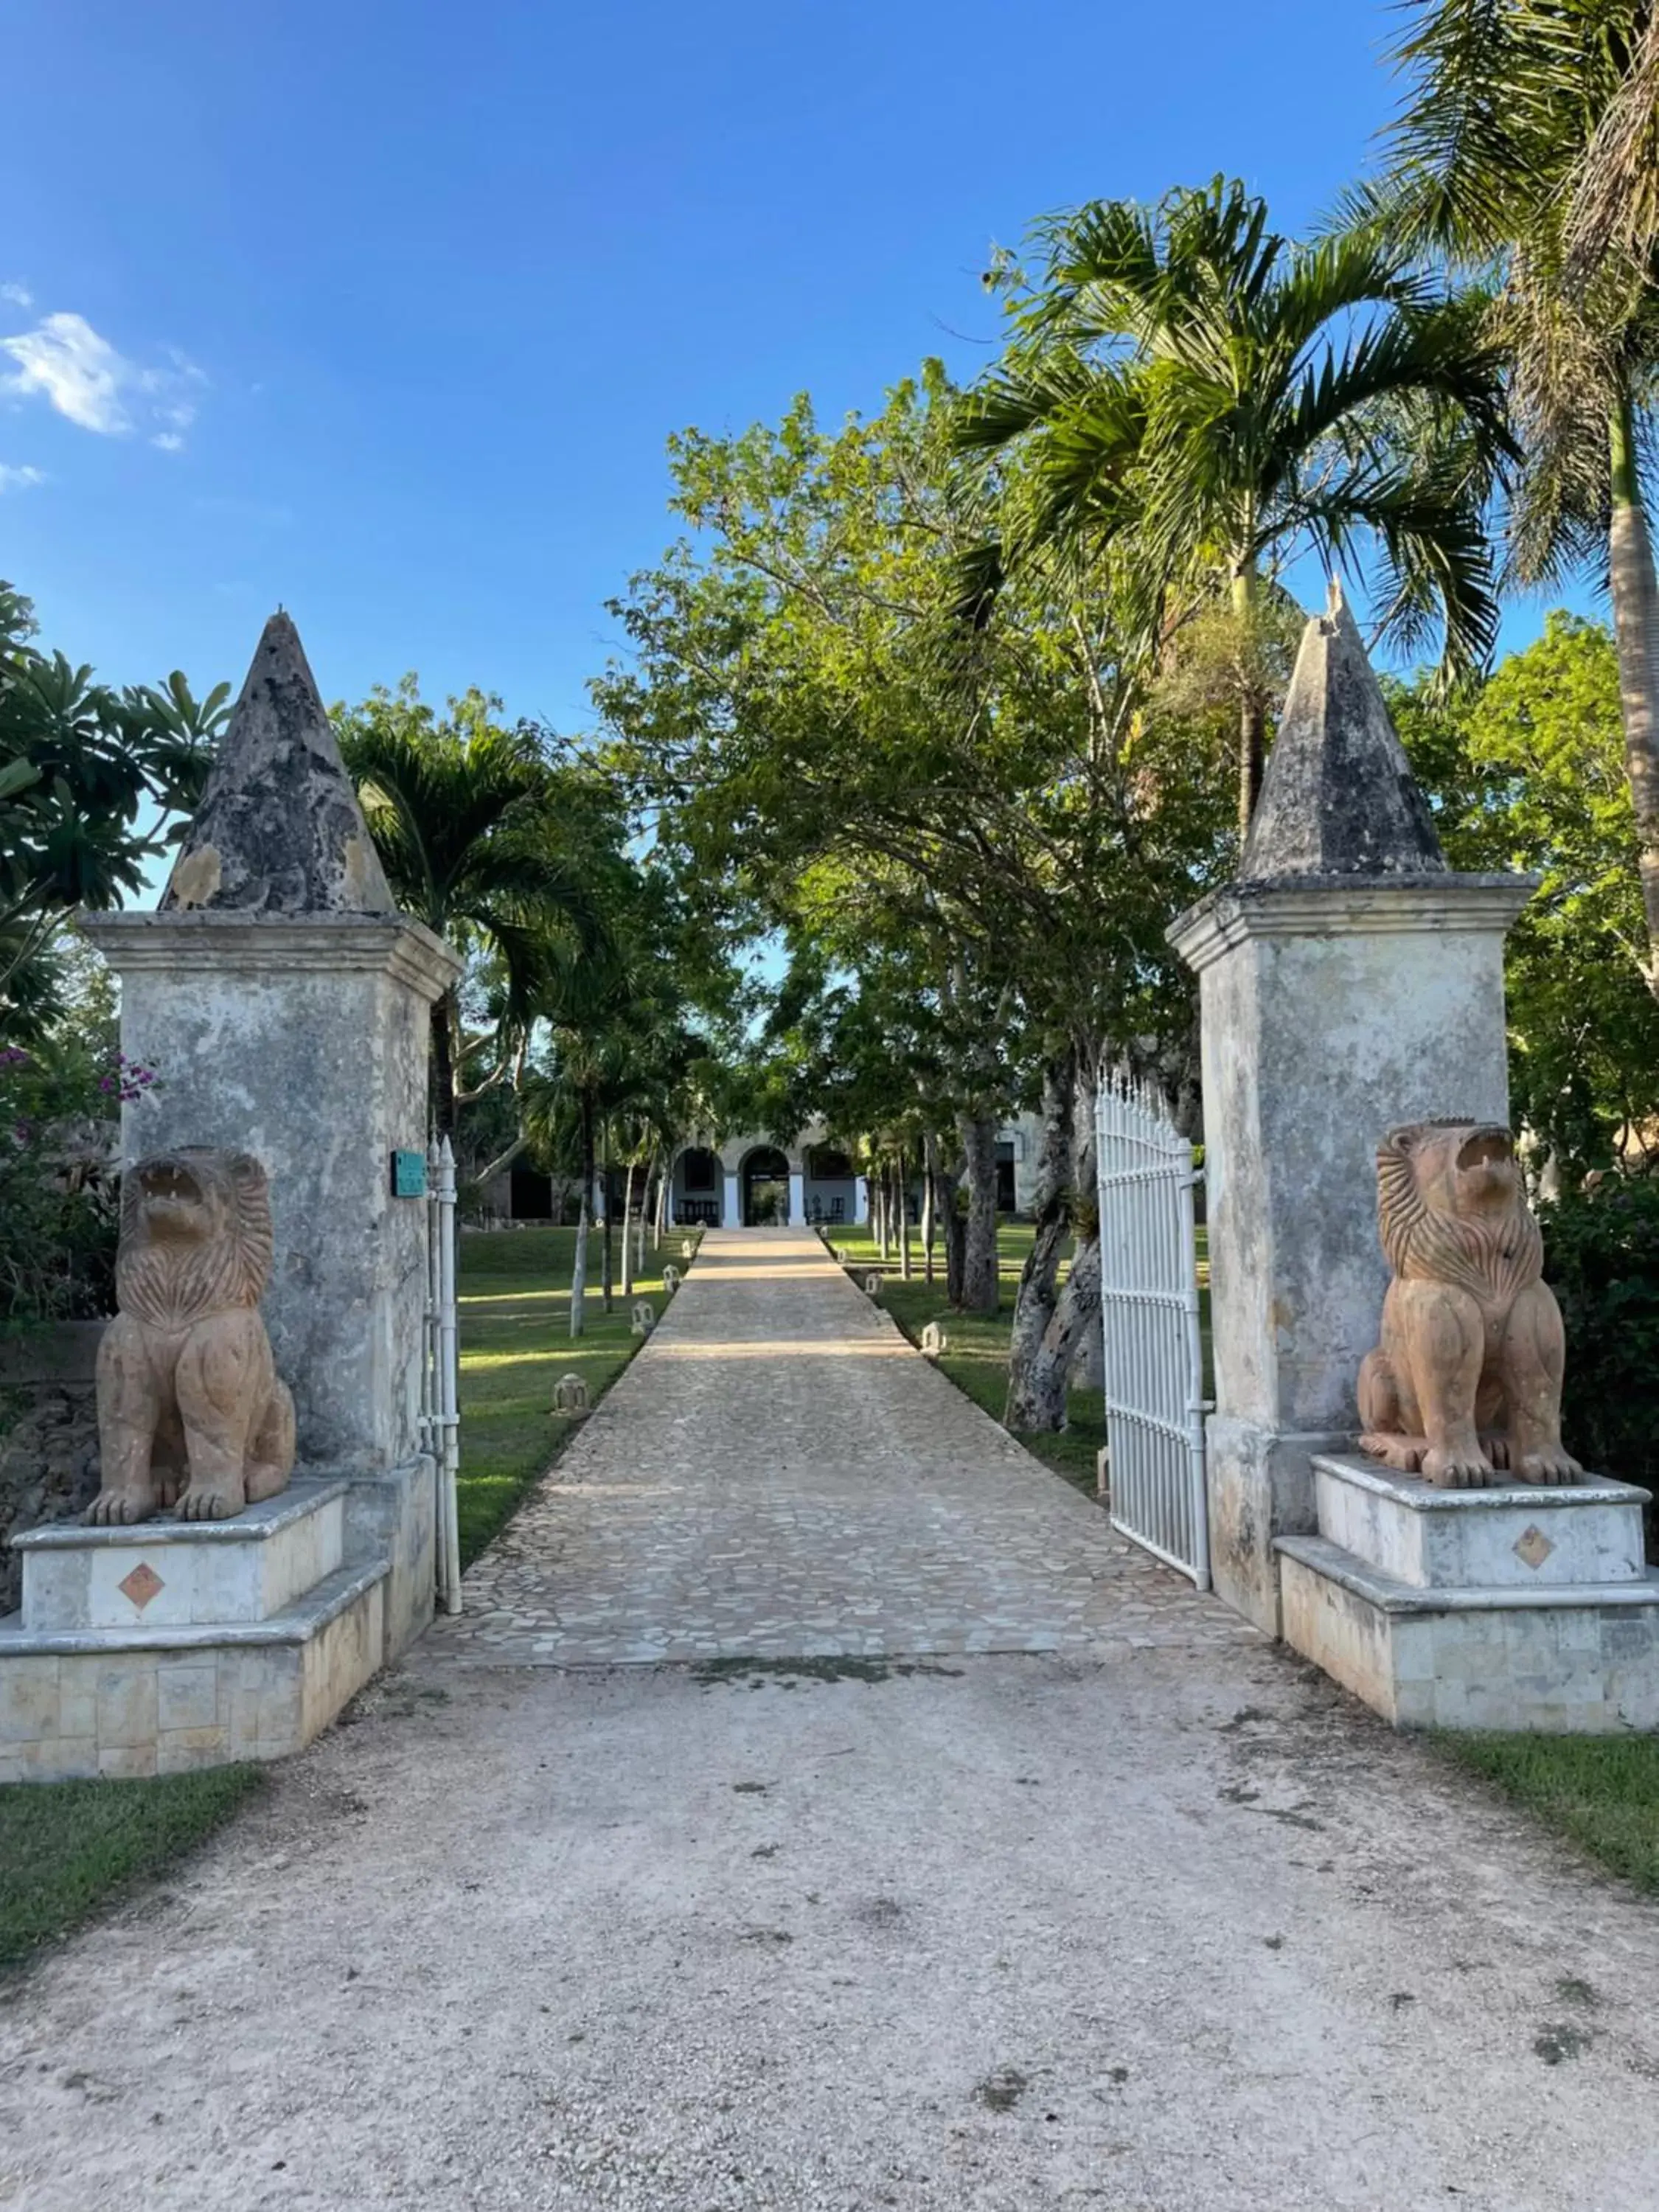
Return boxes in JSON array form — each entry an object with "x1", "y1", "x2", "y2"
[{"x1": 0, "y1": 0, "x2": 1565, "y2": 736}]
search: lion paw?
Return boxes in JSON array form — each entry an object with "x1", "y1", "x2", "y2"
[
  {"x1": 85, "y1": 1487, "x2": 159, "y2": 1526},
  {"x1": 1420, "y1": 1447, "x2": 1493, "y2": 1489},
  {"x1": 177, "y1": 1484, "x2": 245, "y2": 1523},
  {"x1": 1514, "y1": 1447, "x2": 1583, "y2": 1487},
  {"x1": 1359, "y1": 1433, "x2": 1427, "y2": 1473}
]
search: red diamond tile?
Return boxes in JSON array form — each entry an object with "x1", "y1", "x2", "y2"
[{"x1": 118, "y1": 1562, "x2": 164, "y2": 1611}]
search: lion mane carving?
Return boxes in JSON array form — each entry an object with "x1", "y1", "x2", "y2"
[
  {"x1": 88, "y1": 1148, "x2": 296, "y2": 1525},
  {"x1": 1357, "y1": 1120, "x2": 1581, "y2": 1489}
]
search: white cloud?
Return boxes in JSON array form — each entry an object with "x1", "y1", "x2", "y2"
[
  {"x1": 0, "y1": 310, "x2": 206, "y2": 448},
  {"x1": 0, "y1": 463, "x2": 46, "y2": 493},
  {"x1": 0, "y1": 282, "x2": 32, "y2": 309}
]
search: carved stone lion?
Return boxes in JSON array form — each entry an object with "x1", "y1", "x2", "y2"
[
  {"x1": 1357, "y1": 1121, "x2": 1581, "y2": 1489},
  {"x1": 88, "y1": 1149, "x2": 296, "y2": 1524}
]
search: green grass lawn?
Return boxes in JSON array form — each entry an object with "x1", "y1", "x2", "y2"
[
  {"x1": 824, "y1": 1222, "x2": 1106, "y2": 1498},
  {"x1": 0, "y1": 1764, "x2": 264, "y2": 1971},
  {"x1": 1440, "y1": 1733, "x2": 1659, "y2": 1893},
  {"x1": 455, "y1": 1223, "x2": 695, "y2": 1565}
]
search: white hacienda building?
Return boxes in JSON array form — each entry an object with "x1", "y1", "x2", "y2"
[{"x1": 481, "y1": 1117, "x2": 1044, "y2": 1228}]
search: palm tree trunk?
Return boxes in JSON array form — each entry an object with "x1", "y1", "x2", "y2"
[
  {"x1": 1233, "y1": 560, "x2": 1266, "y2": 836},
  {"x1": 570, "y1": 1201, "x2": 588, "y2": 1340},
  {"x1": 431, "y1": 993, "x2": 460, "y2": 1137},
  {"x1": 601, "y1": 1127, "x2": 614, "y2": 1312},
  {"x1": 620, "y1": 1160, "x2": 636, "y2": 1297},
  {"x1": 571, "y1": 1096, "x2": 596, "y2": 1340},
  {"x1": 1609, "y1": 394, "x2": 1659, "y2": 998}
]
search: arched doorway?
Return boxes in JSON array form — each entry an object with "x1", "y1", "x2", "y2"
[
  {"x1": 741, "y1": 1147, "x2": 790, "y2": 1226},
  {"x1": 674, "y1": 1145, "x2": 722, "y2": 1227}
]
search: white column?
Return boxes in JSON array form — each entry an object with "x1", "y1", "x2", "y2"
[
  {"x1": 787, "y1": 1170, "x2": 805, "y2": 1227},
  {"x1": 854, "y1": 1176, "x2": 869, "y2": 1225},
  {"x1": 723, "y1": 1172, "x2": 740, "y2": 1227}
]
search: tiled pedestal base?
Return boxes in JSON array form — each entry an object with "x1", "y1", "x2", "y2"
[
  {"x1": 1, "y1": 1477, "x2": 397, "y2": 1781},
  {"x1": 1279, "y1": 1455, "x2": 1659, "y2": 1732}
]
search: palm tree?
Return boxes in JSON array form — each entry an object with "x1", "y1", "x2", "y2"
[
  {"x1": 956, "y1": 178, "x2": 1514, "y2": 828},
  {"x1": 1364, "y1": 1, "x2": 1659, "y2": 995},
  {"x1": 335, "y1": 683, "x2": 602, "y2": 1133}
]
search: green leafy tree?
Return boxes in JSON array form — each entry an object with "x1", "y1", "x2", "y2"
[
  {"x1": 956, "y1": 178, "x2": 1513, "y2": 827},
  {"x1": 1394, "y1": 612, "x2": 1659, "y2": 1175},
  {"x1": 599, "y1": 369, "x2": 1236, "y2": 1418}
]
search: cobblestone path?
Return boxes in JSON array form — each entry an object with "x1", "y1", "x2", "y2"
[{"x1": 424, "y1": 1228, "x2": 1257, "y2": 1667}]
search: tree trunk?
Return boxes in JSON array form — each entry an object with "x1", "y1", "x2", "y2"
[
  {"x1": 620, "y1": 1160, "x2": 636, "y2": 1298},
  {"x1": 654, "y1": 1152, "x2": 667, "y2": 1248},
  {"x1": 1021, "y1": 1233, "x2": 1103, "y2": 1433},
  {"x1": 898, "y1": 1154, "x2": 912, "y2": 1280},
  {"x1": 431, "y1": 993, "x2": 460, "y2": 1138},
  {"x1": 570, "y1": 1200, "x2": 588, "y2": 1340},
  {"x1": 601, "y1": 1132, "x2": 613, "y2": 1313},
  {"x1": 939, "y1": 1155, "x2": 965, "y2": 1307},
  {"x1": 921, "y1": 1133, "x2": 936, "y2": 1285},
  {"x1": 1005, "y1": 1051, "x2": 1077, "y2": 1431},
  {"x1": 1068, "y1": 1056, "x2": 1105, "y2": 1390},
  {"x1": 1608, "y1": 395, "x2": 1659, "y2": 998},
  {"x1": 876, "y1": 1166, "x2": 889, "y2": 1261},
  {"x1": 957, "y1": 1112, "x2": 1000, "y2": 1316},
  {"x1": 1233, "y1": 559, "x2": 1265, "y2": 835},
  {"x1": 571, "y1": 1099, "x2": 596, "y2": 1338}
]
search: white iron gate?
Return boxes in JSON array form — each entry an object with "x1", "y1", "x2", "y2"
[
  {"x1": 1093, "y1": 1079, "x2": 1210, "y2": 1590},
  {"x1": 423, "y1": 1135, "x2": 462, "y2": 1615}
]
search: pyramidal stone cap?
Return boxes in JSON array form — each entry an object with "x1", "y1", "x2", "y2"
[
  {"x1": 1240, "y1": 580, "x2": 1446, "y2": 881},
  {"x1": 161, "y1": 611, "x2": 395, "y2": 915}
]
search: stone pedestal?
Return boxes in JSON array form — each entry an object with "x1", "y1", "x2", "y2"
[
  {"x1": 1170, "y1": 876, "x2": 1532, "y2": 1632},
  {"x1": 1, "y1": 1481, "x2": 386, "y2": 1778},
  {"x1": 724, "y1": 1172, "x2": 740, "y2": 1228},
  {"x1": 787, "y1": 1171, "x2": 805, "y2": 1228},
  {"x1": 1279, "y1": 1455, "x2": 1659, "y2": 1731}
]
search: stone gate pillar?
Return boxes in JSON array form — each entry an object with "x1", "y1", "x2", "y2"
[
  {"x1": 83, "y1": 613, "x2": 462, "y2": 1654},
  {"x1": 1168, "y1": 588, "x2": 1533, "y2": 1635}
]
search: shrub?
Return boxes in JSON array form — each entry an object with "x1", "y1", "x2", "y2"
[
  {"x1": 0, "y1": 1043, "x2": 150, "y2": 1326},
  {"x1": 1541, "y1": 1179, "x2": 1659, "y2": 1490}
]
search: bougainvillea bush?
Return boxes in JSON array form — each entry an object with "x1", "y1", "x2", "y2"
[{"x1": 0, "y1": 1045, "x2": 153, "y2": 1326}]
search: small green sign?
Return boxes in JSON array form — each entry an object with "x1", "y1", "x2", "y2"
[{"x1": 391, "y1": 1148, "x2": 427, "y2": 1199}]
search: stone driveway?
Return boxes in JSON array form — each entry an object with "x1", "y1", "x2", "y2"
[
  {"x1": 424, "y1": 1228, "x2": 1251, "y2": 1667},
  {"x1": 8, "y1": 1231, "x2": 1659, "y2": 2210}
]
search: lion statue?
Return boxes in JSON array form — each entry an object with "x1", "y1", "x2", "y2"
[
  {"x1": 88, "y1": 1148, "x2": 296, "y2": 1525},
  {"x1": 1357, "y1": 1120, "x2": 1581, "y2": 1489}
]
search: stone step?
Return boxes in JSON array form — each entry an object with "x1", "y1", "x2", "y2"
[
  {"x1": 1277, "y1": 1533, "x2": 1659, "y2": 1733},
  {"x1": 0, "y1": 1554, "x2": 389, "y2": 1781},
  {"x1": 11, "y1": 1477, "x2": 347, "y2": 1631},
  {"x1": 1311, "y1": 1453, "x2": 1649, "y2": 1593}
]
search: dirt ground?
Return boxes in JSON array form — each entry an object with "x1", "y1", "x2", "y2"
[{"x1": 3, "y1": 1646, "x2": 1659, "y2": 2211}]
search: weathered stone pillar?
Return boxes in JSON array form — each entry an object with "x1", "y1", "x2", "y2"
[
  {"x1": 787, "y1": 1169, "x2": 805, "y2": 1227},
  {"x1": 83, "y1": 613, "x2": 461, "y2": 1655},
  {"x1": 1168, "y1": 589, "x2": 1533, "y2": 1635},
  {"x1": 723, "y1": 1172, "x2": 740, "y2": 1228}
]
